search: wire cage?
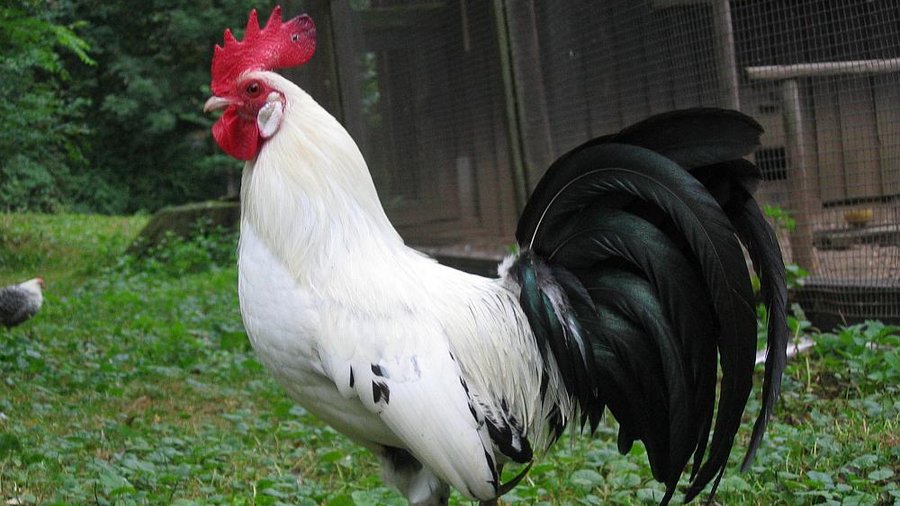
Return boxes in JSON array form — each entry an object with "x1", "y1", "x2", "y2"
[{"x1": 288, "y1": 0, "x2": 900, "y2": 326}]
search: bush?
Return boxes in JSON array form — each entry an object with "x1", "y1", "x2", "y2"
[
  {"x1": 60, "y1": 0, "x2": 270, "y2": 213},
  {"x1": 2, "y1": 1, "x2": 270, "y2": 214},
  {"x1": 0, "y1": 3, "x2": 94, "y2": 212}
]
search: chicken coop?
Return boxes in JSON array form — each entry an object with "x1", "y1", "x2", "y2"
[{"x1": 284, "y1": 0, "x2": 900, "y2": 328}]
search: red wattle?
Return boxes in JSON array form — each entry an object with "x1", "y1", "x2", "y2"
[{"x1": 212, "y1": 107, "x2": 260, "y2": 161}]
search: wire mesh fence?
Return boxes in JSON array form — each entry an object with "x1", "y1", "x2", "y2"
[
  {"x1": 290, "y1": 0, "x2": 521, "y2": 250},
  {"x1": 732, "y1": 1, "x2": 900, "y2": 326},
  {"x1": 291, "y1": 0, "x2": 900, "y2": 325}
]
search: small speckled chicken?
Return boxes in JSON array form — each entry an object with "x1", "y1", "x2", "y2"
[{"x1": 0, "y1": 277, "x2": 44, "y2": 328}]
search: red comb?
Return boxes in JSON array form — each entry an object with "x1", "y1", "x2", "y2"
[{"x1": 211, "y1": 6, "x2": 316, "y2": 95}]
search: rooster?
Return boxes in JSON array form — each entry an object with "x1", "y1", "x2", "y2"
[
  {"x1": 203, "y1": 7, "x2": 788, "y2": 505},
  {"x1": 0, "y1": 277, "x2": 44, "y2": 328}
]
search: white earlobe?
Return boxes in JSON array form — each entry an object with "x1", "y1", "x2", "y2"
[{"x1": 257, "y1": 99, "x2": 284, "y2": 139}]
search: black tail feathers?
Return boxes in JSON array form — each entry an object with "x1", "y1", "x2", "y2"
[{"x1": 511, "y1": 108, "x2": 788, "y2": 504}]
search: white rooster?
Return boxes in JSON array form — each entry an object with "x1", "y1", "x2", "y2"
[{"x1": 203, "y1": 7, "x2": 788, "y2": 505}]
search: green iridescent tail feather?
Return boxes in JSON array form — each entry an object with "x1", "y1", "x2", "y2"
[{"x1": 509, "y1": 109, "x2": 788, "y2": 504}]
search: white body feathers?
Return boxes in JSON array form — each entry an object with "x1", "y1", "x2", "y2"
[{"x1": 236, "y1": 72, "x2": 566, "y2": 502}]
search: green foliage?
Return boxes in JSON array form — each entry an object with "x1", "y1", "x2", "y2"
[
  {"x1": 741, "y1": 321, "x2": 900, "y2": 506},
  {"x1": 59, "y1": 0, "x2": 272, "y2": 212},
  {"x1": 117, "y1": 220, "x2": 238, "y2": 278},
  {"x1": 1, "y1": 213, "x2": 898, "y2": 505},
  {"x1": 812, "y1": 321, "x2": 900, "y2": 395},
  {"x1": 0, "y1": 2, "x2": 98, "y2": 212},
  {"x1": 2, "y1": 0, "x2": 277, "y2": 214},
  {"x1": 784, "y1": 262, "x2": 809, "y2": 290},
  {"x1": 763, "y1": 203, "x2": 796, "y2": 233},
  {"x1": 0, "y1": 213, "x2": 146, "y2": 280}
]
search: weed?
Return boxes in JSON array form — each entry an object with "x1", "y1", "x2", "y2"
[
  {"x1": 116, "y1": 219, "x2": 238, "y2": 278},
  {"x1": 764, "y1": 203, "x2": 797, "y2": 233},
  {"x1": 812, "y1": 321, "x2": 900, "y2": 396}
]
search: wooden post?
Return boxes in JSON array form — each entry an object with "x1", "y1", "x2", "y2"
[
  {"x1": 492, "y1": 0, "x2": 530, "y2": 211},
  {"x1": 711, "y1": 0, "x2": 740, "y2": 109},
  {"x1": 781, "y1": 79, "x2": 817, "y2": 273}
]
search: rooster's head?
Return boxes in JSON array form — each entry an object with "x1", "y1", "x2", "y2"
[{"x1": 204, "y1": 6, "x2": 316, "y2": 160}]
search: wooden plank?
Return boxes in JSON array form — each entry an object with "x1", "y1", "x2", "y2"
[
  {"x1": 814, "y1": 224, "x2": 900, "y2": 250},
  {"x1": 687, "y1": 4, "x2": 719, "y2": 107},
  {"x1": 637, "y1": 5, "x2": 658, "y2": 121},
  {"x1": 358, "y1": 3, "x2": 445, "y2": 31},
  {"x1": 329, "y1": 0, "x2": 367, "y2": 145},
  {"x1": 417, "y1": 14, "x2": 460, "y2": 222},
  {"x1": 490, "y1": 71, "x2": 522, "y2": 239},
  {"x1": 534, "y1": 2, "x2": 590, "y2": 154},
  {"x1": 346, "y1": 2, "x2": 462, "y2": 229},
  {"x1": 368, "y1": 51, "x2": 399, "y2": 207},
  {"x1": 505, "y1": 0, "x2": 555, "y2": 192},
  {"x1": 387, "y1": 0, "x2": 518, "y2": 241},
  {"x1": 873, "y1": 74, "x2": 900, "y2": 196},
  {"x1": 578, "y1": 2, "x2": 626, "y2": 134},
  {"x1": 838, "y1": 76, "x2": 882, "y2": 200},
  {"x1": 666, "y1": 7, "x2": 704, "y2": 110},
  {"x1": 482, "y1": 0, "x2": 520, "y2": 238},
  {"x1": 373, "y1": 49, "x2": 422, "y2": 228},
  {"x1": 450, "y1": 1, "x2": 486, "y2": 232},
  {"x1": 645, "y1": 9, "x2": 676, "y2": 116},
  {"x1": 383, "y1": 21, "x2": 462, "y2": 226},
  {"x1": 494, "y1": 0, "x2": 532, "y2": 203},
  {"x1": 613, "y1": 6, "x2": 652, "y2": 125}
]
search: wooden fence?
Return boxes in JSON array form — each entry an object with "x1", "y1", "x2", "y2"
[{"x1": 284, "y1": 0, "x2": 900, "y2": 323}]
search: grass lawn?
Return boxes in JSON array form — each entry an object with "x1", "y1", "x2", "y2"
[{"x1": 0, "y1": 213, "x2": 897, "y2": 505}]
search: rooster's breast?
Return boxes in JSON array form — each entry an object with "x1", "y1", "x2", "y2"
[{"x1": 237, "y1": 221, "x2": 401, "y2": 448}]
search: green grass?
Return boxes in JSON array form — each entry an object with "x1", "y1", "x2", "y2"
[{"x1": 0, "y1": 213, "x2": 898, "y2": 505}]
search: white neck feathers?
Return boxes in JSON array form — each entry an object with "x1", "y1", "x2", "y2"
[{"x1": 239, "y1": 72, "x2": 408, "y2": 287}]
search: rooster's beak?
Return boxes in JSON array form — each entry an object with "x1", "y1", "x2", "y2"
[{"x1": 204, "y1": 96, "x2": 234, "y2": 113}]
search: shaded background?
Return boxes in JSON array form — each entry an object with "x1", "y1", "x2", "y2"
[
  {"x1": 4, "y1": 0, "x2": 899, "y2": 326},
  {"x1": 287, "y1": 0, "x2": 900, "y2": 327}
]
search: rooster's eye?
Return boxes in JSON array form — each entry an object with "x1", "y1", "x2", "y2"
[{"x1": 246, "y1": 82, "x2": 261, "y2": 97}]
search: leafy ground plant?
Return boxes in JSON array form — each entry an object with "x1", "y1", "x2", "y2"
[
  {"x1": 1, "y1": 213, "x2": 898, "y2": 505},
  {"x1": 118, "y1": 219, "x2": 239, "y2": 278}
]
